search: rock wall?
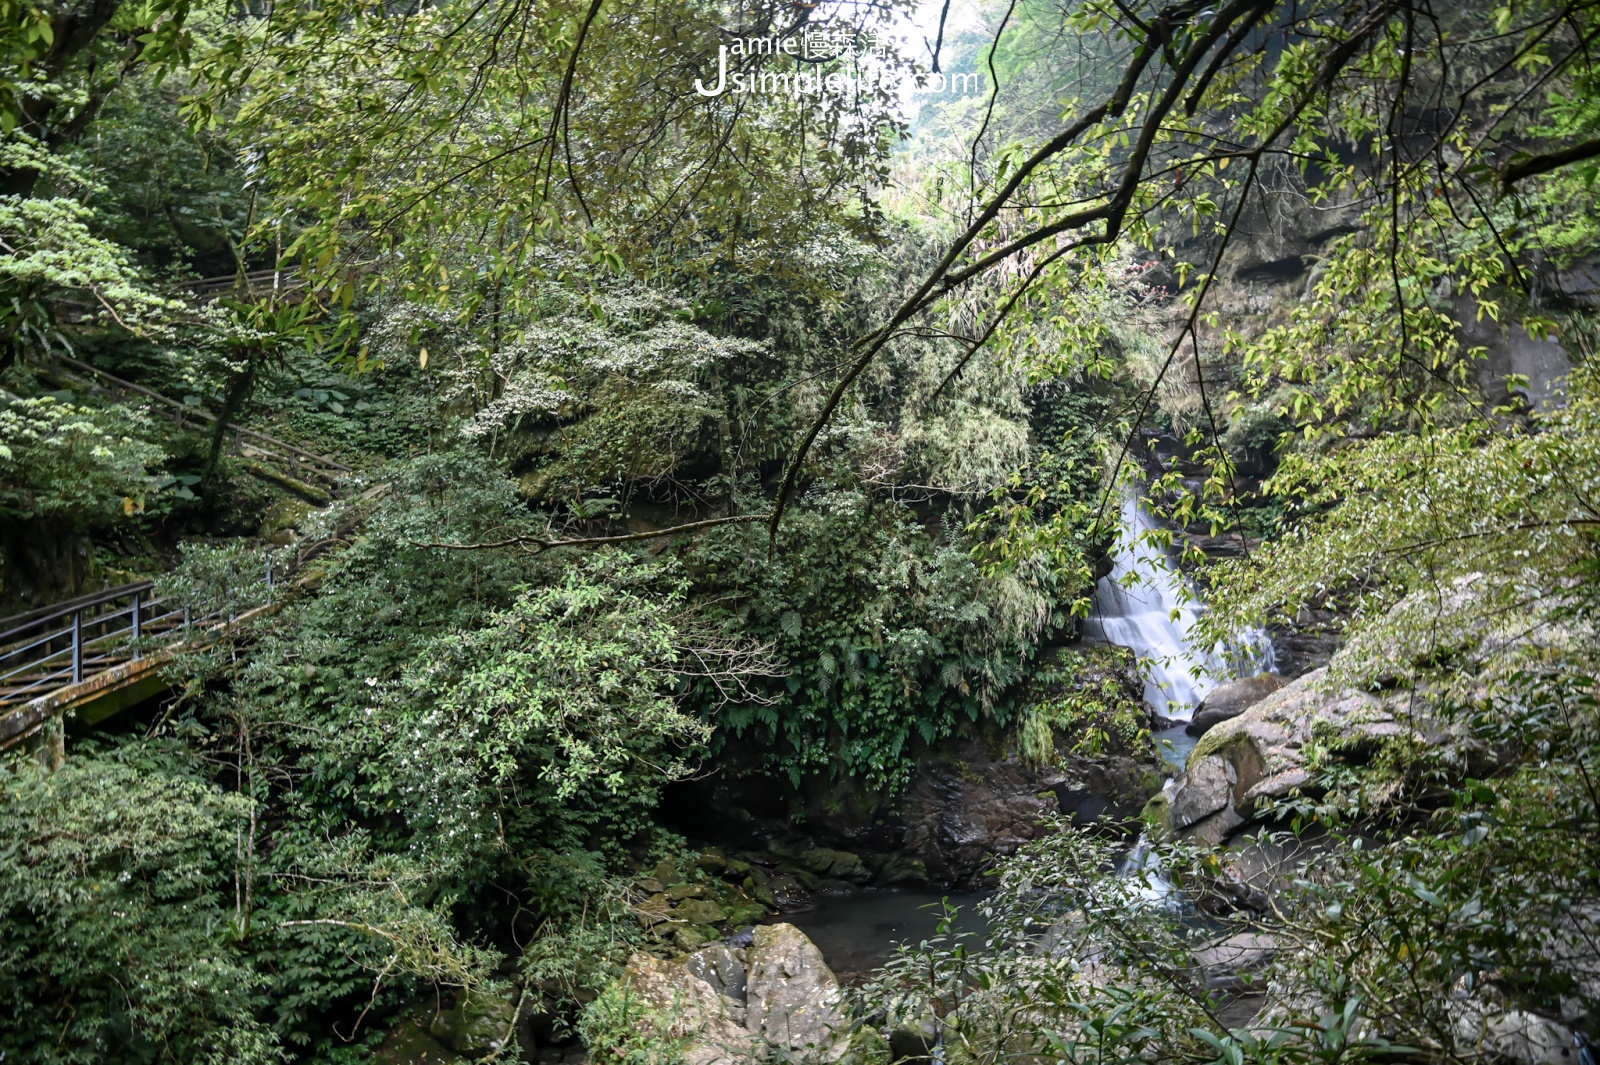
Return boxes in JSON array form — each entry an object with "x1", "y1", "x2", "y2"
[{"x1": 667, "y1": 646, "x2": 1160, "y2": 889}]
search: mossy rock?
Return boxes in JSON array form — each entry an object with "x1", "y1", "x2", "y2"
[
  {"x1": 673, "y1": 924, "x2": 711, "y2": 951},
  {"x1": 876, "y1": 855, "x2": 928, "y2": 885},
  {"x1": 1140, "y1": 790, "x2": 1174, "y2": 841},
  {"x1": 725, "y1": 900, "x2": 768, "y2": 925},
  {"x1": 636, "y1": 893, "x2": 672, "y2": 926},
  {"x1": 839, "y1": 1025, "x2": 893, "y2": 1065},
  {"x1": 374, "y1": 1016, "x2": 465, "y2": 1064},
  {"x1": 675, "y1": 898, "x2": 730, "y2": 926},
  {"x1": 798, "y1": 846, "x2": 870, "y2": 882},
  {"x1": 428, "y1": 991, "x2": 519, "y2": 1057}
]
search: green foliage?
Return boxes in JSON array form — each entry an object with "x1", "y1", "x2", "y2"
[
  {"x1": 688, "y1": 490, "x2": 1069, "y2": 789},
  {"x1": 62, "y1": 71, "x2": 249, "y2": 271},
  {"x1": 1018, "y1": 649, "x2": 1148, "y2": 765},
  {"x1": 1200, "y1": 366, "x2": 1600, "y2": 651},
  {"x1": 578, "y1": 982, "x2": 688, "y2": 1065},
  {"x1": 371, "y1": 550, "x2": 716, "y2": 869},
  {"x1": 0, "y1": 394, "x2": 164, "y2": 524},
  {"x1": 118, "y1": 452, "x2": 776, "y2": 1051},
  {"x1": 0, "y1": 741, "x2": 277, "y2": 1064},
  {"x1": 0, "y1": 148, "x2": 190, "y2": 358},
  {"x1": 191, "y1": 0, "x2": 906, "y2": 322}
]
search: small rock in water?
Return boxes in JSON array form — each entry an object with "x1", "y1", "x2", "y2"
[
  {"x1": 764, "y1": 873, "x2": 814, "y2": 913},
  {"x1": 1190, "y1": 931, "x2": 1278, "y2": 991}
]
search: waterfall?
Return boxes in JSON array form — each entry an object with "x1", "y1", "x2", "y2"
[
  {"x1": 1082, "y1": 495, "x2": 1275, "y2": 720},
  {"x1": 1116, "y1": 825, "x2": 1180, "y2": 910}
]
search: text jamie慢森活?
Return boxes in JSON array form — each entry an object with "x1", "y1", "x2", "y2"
[{"x1": 693, "y1": 33, "x2": 985, "y2": 98}]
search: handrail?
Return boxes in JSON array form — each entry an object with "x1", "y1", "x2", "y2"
[
  {"x1": 0, "y1": 581, "x2": 155, "y2": 643},
  {"x1": 178, "y1": 268, "x2": 305, "y2": 298},
  {"x1": 0, "y1": 578, "x2": 253, "y2": 710},
  {"x1": 42, "y1": 354, "x2": 354, "y2": 478}
]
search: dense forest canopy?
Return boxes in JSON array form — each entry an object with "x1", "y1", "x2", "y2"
[{"x1": 1, "y1": 0, "x2": 1598, "y2": 1062}]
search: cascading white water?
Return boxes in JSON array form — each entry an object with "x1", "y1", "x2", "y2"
[{"x1": 1082, "y1": 495, "x2": 1276, "y2": 720}]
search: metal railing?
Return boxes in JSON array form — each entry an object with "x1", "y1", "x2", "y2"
[
  {"x1": 180, "y1": 268, "x2": 306, "y2": 300},
  {"x1": 0, "y1": 562, "x2": 285, "y2": 713},
  {"x1": 43, "y1": 354, "x2": 354, "y2": 490},
  {"x1": 0, "y1": 485, "x2": 387, "y2": 751},
  {"x1": 0, "y1": 582, "x2": 181, "y2": 709},
  {"x1": 2, "y1": 582, "x2": 168, "y2": 703}
]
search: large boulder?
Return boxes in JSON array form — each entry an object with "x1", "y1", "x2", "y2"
[
  {"x1": 1156, "y1": 668, "x2": 1407, "y2": 843},
  {"x1": 1190, "y1": 931, "x2": 1278, "y2": 991},
  {"x1": 621, "y1": 954, "x2": 757, "y2": 1065},
  {"x1": 1451, "y1": 1003, "x2": 1580, "y2": 1065},
  {"x1": 1185, "y1": 674, "x2": 1287, "y2": 736},
  {"x1": 685, "y1": 944, "x2": 748, "y2": 1002},
  {"x1": 745, "y1": 923, "x2": 851, "y2": 1061},
  {"x1": 428, "y1": 990, "x2": 521, "y2": 1058},
  {"x1": 608, "y1": 926, "x2": 878, "y2": 1064}
]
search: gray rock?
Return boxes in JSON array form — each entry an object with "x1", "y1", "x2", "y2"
[
  {"x1": 621, "y1": 953, "x2": 756, "y2": 1065},
  {"x1": 1186, "y1": 674, "x2": 1287, "y2": 736},
  {"x1": 1454, "y1": 1006, "x2": 1578, "y2": 1065},
  {"x1": 682, "y1": 645, "x2": 1156, "y2": 889},
  {"x1": 1186, "y1": 804, "x2": 1248, "y2": 846},
  {"x1": 428, "y1": 991, "x2": 519, "y2": 1058},
  {"x1": 685, "y1": 944, "x2": 748, "y2": 1001},
  {"x1": 887, "y1": 1008, "x2": 939, "y2": 1060},
  {"x1": 1164, "y1": 668, "x2": 1406, "y2": 843},
  {"x1": 1185, "y1": 707, "x2": 1243, "y2": 737},
  {"x1": 1241, "y1": 768, "x2": 1312, "y2": 805},
  {"x1": 745, "y1": 923, "x2": 850, "y2": 1061},
  {"x1": 764, "y1": 873, "x2": 814, "y2": 913},
  {"x1": 1171, "y1": 757, "x2": 1234, "y2": 829},
  {"x1": 1191, "y1": 931, "x2": 1278, "y2": 991}
]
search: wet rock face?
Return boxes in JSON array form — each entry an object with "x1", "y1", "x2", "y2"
[
  {"x1": 1186, "y1": 674, "x2": 1287, "y2": 736},
  {"x1": 427, "y1": 990, "x2": 519, "y2": 1058},
  {"x1": 666, "y1": 646, "x2": 1159, "y2": 889},
  {"x1": 688, "y1": 730, "x2": 1158, "y2": 888},
  {"x1": 623, "y1": 953, "x2": 757, "y2": 1065},
  {"x1": 1191, "y1": 931, "x2": 1278, "y2": 992},
  {"x1": 745, "y1": 924, "x2": 850, "y2": 1060},
  {"x1": 686, "y1": 944, "x2": 748, "y2": 1001}
]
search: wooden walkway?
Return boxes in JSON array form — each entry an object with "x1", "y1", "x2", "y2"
[
  {"x1": 2, "y1": 356, "x2": 368, "y2": 758},
  {"x1": 43, "y1": 354, "x2": 353, "y2": 496}
]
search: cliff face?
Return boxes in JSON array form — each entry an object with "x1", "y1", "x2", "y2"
[
  {"x1": 1127, "y1": 168, "x2": 1582, "y2": 683},
  {"x1": 664, "y1": 645, "x2": 1160, "y2": 891}
]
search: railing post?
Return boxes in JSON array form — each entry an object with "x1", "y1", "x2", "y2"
[
  {"x1": 71, "y1": 609, "x2": 82, "y2": 684},
  {"x1": 131, "y1": 589, "x2": 143, "y2": 657}
]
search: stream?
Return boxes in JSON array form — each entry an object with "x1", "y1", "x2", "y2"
[
  {"x1": 772, "y1": 889, "x2": 991, "y2": 984},
  {"x1": 766, "y1": 500, "x2": 1270, "y2": 982}
]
